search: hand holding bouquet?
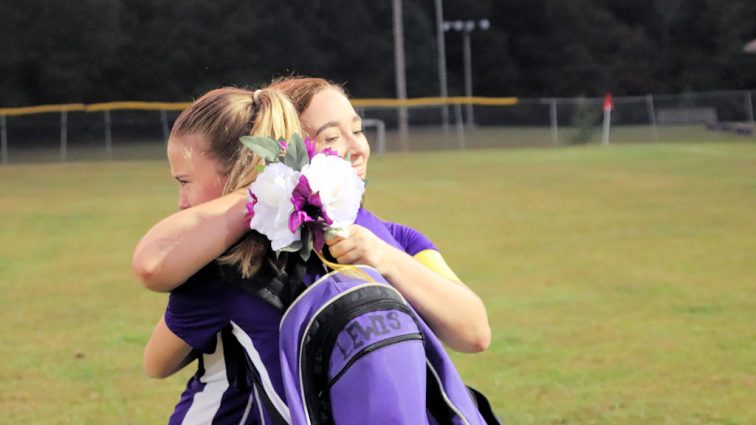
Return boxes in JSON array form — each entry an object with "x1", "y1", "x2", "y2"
[{"x1": 242, "y1": 134, "x2": 365, "y2": 261}]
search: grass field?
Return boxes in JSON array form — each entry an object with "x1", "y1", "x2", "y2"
[{"x1": 1, "y1": 141, "x2": 755, "y2": 424}]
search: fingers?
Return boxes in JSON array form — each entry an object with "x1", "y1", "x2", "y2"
[
  {"x1": 323, "y1": 225, "x2": 375, "y2": 266},
  {"x1": 327, "y1": 237, "x2": 352, "y2": 261},
  {"x1": 325, "y1": 234, "x2": 343, "y2": 247},
  {"x1": 333, "y1": 248, "x2": 360, "y2": 265}
]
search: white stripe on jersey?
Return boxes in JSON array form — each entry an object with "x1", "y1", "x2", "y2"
[
  {"x1": 238, "y1": 391, "x2": 254, "y2": 425},
  {"x1": 253, "y1": 386, "x2": 266, "y2": 425},
  {"x1": 181, "y1": 333, "x2": 229, "y2": 425},
  {"x1": 230, "y1": 321, "x2": 291, "y2": 424}
]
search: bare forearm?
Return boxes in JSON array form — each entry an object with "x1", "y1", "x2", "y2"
[
  {"x1": 380, "y1": 248, "x2": 491, "y2": 353},
  {"x1": 143, "y1": 317, "x2": 195, "y2": 378},
  {"x1": 132, "y1": 192, "x2": 248, "y2": 292}
]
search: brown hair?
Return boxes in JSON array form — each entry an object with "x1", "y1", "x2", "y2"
[
  {"x1": 265, "y1": 76, "x2": 347, "y2": 115},
  {"x1": 170, "y1": 87, "x2": 302, "y2": 277}
]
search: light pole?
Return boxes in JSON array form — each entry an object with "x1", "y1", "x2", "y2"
[
  {"x1": 434, "y1": 0, "x2": 449, "y2": 139},
  {"x1": 443, "y1": 19, "x2": 490, "y2": 127},
  {"x1": 743, "y1": 39, "x2": 756, "y2": 133},
  {"x1": 392, "y1": 0, "x2": 409, "y2": 151}
]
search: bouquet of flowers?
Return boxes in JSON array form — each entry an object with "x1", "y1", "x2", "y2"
[{"x1": 242, "y1": 134, "x2": 365, "y2": 261}]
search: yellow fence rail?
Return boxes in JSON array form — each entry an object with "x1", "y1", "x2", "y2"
[
  {"x1": 0, "y1": 96, "x2": 520, "y2": 164},
  {"x1": 0, "y1": 97, "x2": 517, "y2": 117},
  {"x1": 0, "y1": 101, "x2": 193, "y2": 116}
]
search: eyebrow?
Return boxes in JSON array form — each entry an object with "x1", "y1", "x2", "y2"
[{"x1": 314, "y1": 115, "x2": 362, "y2": 136}]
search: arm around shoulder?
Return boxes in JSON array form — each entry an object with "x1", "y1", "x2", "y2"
[
  {"x1": 143, "y1": 316, "x2": 195, "y2": 378},
  {"x1": 327, "y1": 224, "x2": 491, "y2": 353},
  {"x1": 385, "y1": 247, "x2": 492, "y2": 353},
  {"x1": 132, "y1": 191, "x2": 249, "y2": 292}
]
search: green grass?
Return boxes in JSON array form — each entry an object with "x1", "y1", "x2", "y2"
[
  {"x1": 1, "y1": 141, "x2": 755, "y2": 424},
  {"x1": 4, "y1": 123, "x2": 752, "y2": 163}
]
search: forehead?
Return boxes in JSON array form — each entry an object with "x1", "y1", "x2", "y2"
[
  {"x1": 167, "y1": 133, "x2": 213, "y2": 172},
  {"x1": 302, "y1": 88, "x2": 357, "y2": 127}
]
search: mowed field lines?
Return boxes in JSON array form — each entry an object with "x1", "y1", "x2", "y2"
[{"x1": 1, "y1": 142, "x2": 754, "y2": 424}]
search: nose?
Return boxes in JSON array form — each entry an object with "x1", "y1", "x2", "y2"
[
  {"x1": 345, "y1": 134, "x2": 367, "y2": 159},
  {"x1": 177, "y1": 191, "x2": 191, "y2": 210}
]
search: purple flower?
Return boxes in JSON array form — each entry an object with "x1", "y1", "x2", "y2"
[
  {"x1": 304, "y1": 137, "x2": 341, "y2": 159},
  {"x1": 289, "y1": 174, "x2": 333, "y2": 250},
  {"x1": 245, "y1": 189, "x2": 258, "y2": 220},
  {"x1": 321, "y1": 147, "x2": 340, "y2": 157},
  {"x1": 304, "y1": 137, "x2": 316, "y2": 160},
  {"x1": 278, "y1": 139, "x2": 288, "y2": 152}
]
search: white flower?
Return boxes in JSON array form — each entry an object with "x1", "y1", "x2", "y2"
[
  {"x1": 248, "y1": 162, "x2": 301, "y2": 251},
  {"x1": 301, "y1": 154, "x2": 365, "y2": 235}
]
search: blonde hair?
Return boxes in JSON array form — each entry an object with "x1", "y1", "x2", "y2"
[{"x1": 170, "y1": 87, "x2": 302, "y2": 278}]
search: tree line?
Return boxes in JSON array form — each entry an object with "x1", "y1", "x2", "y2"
[{"x1": 1, "y1": 0, "x2": 755, "y2": 107}]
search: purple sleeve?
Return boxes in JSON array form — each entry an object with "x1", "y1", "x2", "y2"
[
  {"x1": 165, "y1": 267, "x2": 229, "y2": 354},
  {"x1": 383, "y1": 221, "x2": 438, "y2": 256}
]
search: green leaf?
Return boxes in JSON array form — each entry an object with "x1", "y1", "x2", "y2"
[
  {"x1": 283, "y1": 133, "x2": 310, "y2": 171},
  {"x1": 344, "y1": 152, "x2": 351, "y2": 162},
  {"x1": 276, "y1": 240, "x2": 302, "y2": 258},
  {"x1": 240, "y1": 136, "x2": 281, "y2": 163},
  {"x1": 298, "y1": 244, "x2": 311, "y2": 262},
  {"x1": 298, "y1": 225, "x2": 313, "y2": 262},
  {"x1": 255, "y1": 164, "x2": 266, "y2": 173}
]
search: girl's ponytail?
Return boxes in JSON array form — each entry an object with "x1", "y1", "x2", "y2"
[{"x1": 219, "y1": 88, "x2": 302, "y2": 278}]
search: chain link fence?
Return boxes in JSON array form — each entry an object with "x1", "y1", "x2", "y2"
[{"x1": 1, "y1": 90, "x2": 754, "y2": 164}]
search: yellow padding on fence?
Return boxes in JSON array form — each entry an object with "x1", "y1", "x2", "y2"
[
  {"x1": 85, "y1": 101, "x2": 192, "y2": 112},
  {"x1": 0, "y1": 97, "x2": 518, "y2": 117},
  {"x1": 0, "y1": 103, "x2": 85, "y2": 116},
  {"x1": 352, "y1": 96, "x2": 519, "y2": 107}
]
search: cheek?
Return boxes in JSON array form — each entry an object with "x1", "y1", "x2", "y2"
[
  {"x1": 201, "y1": 180, "x2": 225, "y2": 202},
  {"x1": 334, "y1": 140, "x2": 350, "y2": 157},
  {"x1": 359, "y1": 137, "x2": 371, "y2": 156},
  {"x1": 187, "y1": 178, "x2": 225, "y2": 206}
]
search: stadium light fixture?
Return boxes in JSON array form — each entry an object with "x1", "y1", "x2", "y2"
[
  {"x1": 744, "y1": 39, "x2": 756, "y2": 54},
  {"x1": 443, "y1": 19, "x2": 490, "y2": 127}
]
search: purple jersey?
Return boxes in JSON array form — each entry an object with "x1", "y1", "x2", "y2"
[
  {"x1": 165, "y1": 265, "x2": 288, "y2": 425},
  {"x1": 163, "y1": 207, "x2": 439, "y2": 424},
  {"x1": 355, "y1": 208, "x2": 437, "y2": 255}
]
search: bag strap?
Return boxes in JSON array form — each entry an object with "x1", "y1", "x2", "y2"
[
  {"x1": 467, "y1": 386, "x2": 503, "y2": 425},
  {"x1": 219, "y1": 252, "x2": 308, "y2": 311}
]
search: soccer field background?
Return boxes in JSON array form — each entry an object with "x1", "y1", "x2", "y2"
[{"x1": 1, "y1": 142, "x2": 754, "y2": 424}]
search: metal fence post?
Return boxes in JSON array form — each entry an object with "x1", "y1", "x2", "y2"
[
  {"x1": 454, "y1": 102, "x2": 465, "y2": 149},
  {"x1": 60, "y1": 111, "x2": 68, "y2": 162},
  {"x1": 104, "y1": 110, "x2": 112, "y2": 160},
  {"x1": 646, "y1": 94, "x2": 658, "y2": 140},
  {"x1": 0, "y1": 115, "x2": 8, "y2": 164},
  {"x1": 160, "y1": 109, "x2": 170, "y2": 143},
  {"x1": 362, "y1": 118, "x2": 386, "y2": 154},
  {"x1": 1, "y1": 115, "x2": 7, "y2": 164},
  {"x1": 549, "y1": 98, "x2": 559, "y2": 144},
  {"x1": 745, "y1": 91, "x2": 754, "y2": 138}
]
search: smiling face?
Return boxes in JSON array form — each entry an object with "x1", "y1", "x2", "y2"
[
  {"x1": 167, "y1": 133, "x2": 228, "y2": 210},
  {"x1": 299, "y1": 88, "x2": 370, "y2": 179}
]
